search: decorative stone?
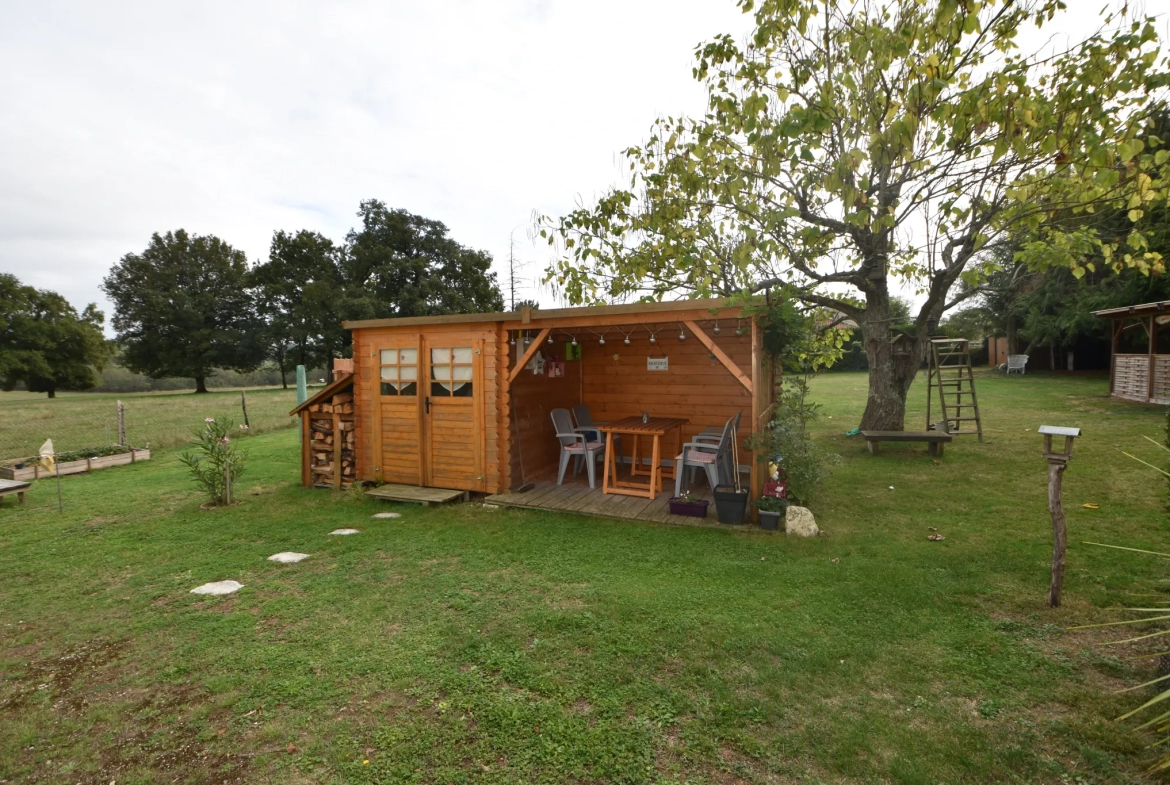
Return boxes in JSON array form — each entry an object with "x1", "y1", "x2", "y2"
[
  {"x1": 268, "y1": 552, "x2": 310, "y2": 563},
  {"x1": 785, "y1": 506, "x2": 819, "y2": 537},
  {"x1": 190, "y1": 580, "x2": 244, "y2": 595},
  {"x1": 329, "y1": 528, "x2": 360, "y2": 536},
  {"x1": 371, "y1": 512, "x2": 401, "y2": 519}
]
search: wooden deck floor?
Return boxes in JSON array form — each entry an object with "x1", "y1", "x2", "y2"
[{"x1": 485, "y1": 477, "x2": 720, "y2": 527}]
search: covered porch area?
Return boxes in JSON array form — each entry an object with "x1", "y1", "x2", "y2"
[{"x1": 496, "y1": 300, "x2": 771, "y2": 513}]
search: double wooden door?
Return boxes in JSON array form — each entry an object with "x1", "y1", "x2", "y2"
[{"x1": 376, "y1": 336, "x2": 484, "y2": 491}]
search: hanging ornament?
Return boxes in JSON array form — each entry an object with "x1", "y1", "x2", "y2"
[
  {"x1": 509, "y1": 332, "x2": 516, "y2": 346},
  {"x1": 713, "y1": 320, "x2": 721, "y2": 334},
  {"x1": 599, "y1": 334, "x2": 606, "y2": 345}
]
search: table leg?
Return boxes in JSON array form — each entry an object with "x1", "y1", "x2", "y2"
[
  {"x1": 650, "y1": 434, "x2": 661, "y2": 498},
  {"x1": 603, "y1": 432, "x2": 614, "y2": 494}
]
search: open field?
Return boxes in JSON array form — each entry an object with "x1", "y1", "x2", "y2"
[
  {"x1": 0, "y1": 386, "x2": 321, "y2": 462},
  {"x1": 0, "y1": 371, "x2": 1167, "y2": 783}
]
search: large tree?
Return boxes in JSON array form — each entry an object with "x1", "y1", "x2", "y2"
[
  {"x1": 102, "y1": 230, "x2": 265, "y2": 393},
  {"x1": 0, "y1": 274, "x2": 111, "y2": 398},
  {"x1": 344, "y1": 200, "x2": 503, "y2": 320},
  {"x1": 543, "y1": 0, "x2": 1169, "y2": 429},
  {"x1": 250, "y1": 229, "x2": 347, "y2": 385}
]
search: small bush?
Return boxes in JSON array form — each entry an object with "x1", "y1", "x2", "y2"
[{"x1": 179, "y1": 418, "x2": 247, "y2": 506}]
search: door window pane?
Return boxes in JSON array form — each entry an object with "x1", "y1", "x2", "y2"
[
  {"x1": 453, "y1": 365, "x2": 472, "y2": 382},
  {"x1": 400, "y1": 348, "x2": 417, "y2": 364},
  {"x1": 380, "y1": 349, "x2": 398, "y2": 364},
  {"x1": 431, "y1": 364, "x2": 451, "y2": 380},
  {"x1": 400, "y1": 366, "x2": 417, "y2": 381},
  {"x1": 381, "y1": 366, "x2": 399, "y2": 381},
  {"x1": 453, "y1": 347, "x2": 473, "y2": 363},
  {"x1": 431, "y1": 347, "x2": 450, "y2": 364}
]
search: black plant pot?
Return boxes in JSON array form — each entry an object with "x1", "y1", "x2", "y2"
[
  {"x1": 713, "y1": 485, "x2": 749, "y2": 525},
  {"x1": 758, "y1": 510, "x2": 784, "y2": 531}
]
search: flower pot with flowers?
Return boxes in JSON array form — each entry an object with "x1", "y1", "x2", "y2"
[
  {"x1": 754, "y1": 495, "x2": 789, "y2": 531},
  {"x1": 668, "y1": 492, "x2": 710, "y2": 518}
]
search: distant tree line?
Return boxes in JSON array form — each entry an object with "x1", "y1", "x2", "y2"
[{"x1": 0, "y1": 201, "x2": 504, "y2": 397}]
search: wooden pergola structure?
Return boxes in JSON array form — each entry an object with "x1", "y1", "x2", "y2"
[
  {"x1": 336, "y1": 299, "x2": 774, "y2": 500},
  {"x1": 1093, "y1": 300, "x2": 1170, "y2": 404}
]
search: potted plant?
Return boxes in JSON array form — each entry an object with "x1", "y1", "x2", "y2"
[
  {"x1": 668, "y1": 493, "x2": 709, "y2": 518},
  {"x1": 754, "y1": 495, "x2": 789, "y2": 531}
]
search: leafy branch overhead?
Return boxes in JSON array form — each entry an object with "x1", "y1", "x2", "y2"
[{"x1": 544, "y1": 0, "x2": 1167, "y2": 306}]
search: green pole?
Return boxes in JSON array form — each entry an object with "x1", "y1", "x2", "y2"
[{"x1": 296, "y1": 366, "x2": 308, "y2": 443}]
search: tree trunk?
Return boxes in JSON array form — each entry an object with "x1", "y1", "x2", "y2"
[
  {"x1": 47, "y1": 387, "x2": 56, "y2": 399},
  {"x1": 195, "y1": 376, "x2": 208, "y2": 394},
  {"x1": 858, "y1": 295, "x2": 925, "y2": 431}
]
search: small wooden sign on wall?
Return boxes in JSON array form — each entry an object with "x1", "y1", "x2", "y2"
[{"x1": 647, "y1": 357, "x2": 669, "y2": 371}]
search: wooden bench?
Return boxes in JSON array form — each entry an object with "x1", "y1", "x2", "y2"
[
  {"x1": 0, "y1": 478, "x2": 31, "y2": 504},
  {"x1": 860, "y1": 429, "x2": 953, "y2": 456}
]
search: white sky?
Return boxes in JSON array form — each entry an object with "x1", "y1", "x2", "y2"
[{"x1": 0, "y1": 0, "x2": 1160, "y2": 327}]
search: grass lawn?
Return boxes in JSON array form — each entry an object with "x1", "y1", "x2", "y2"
[
  {"x1": 0, "y1": 386, "x2": 313, "y2": 462},
  {"x1": 1, "y1": 371, "x2": 1167, "y2": 784}
]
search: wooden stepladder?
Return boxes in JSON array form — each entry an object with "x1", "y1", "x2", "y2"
[{"x1": 926, "y1": 338, "x2": 984, "y2": 442}]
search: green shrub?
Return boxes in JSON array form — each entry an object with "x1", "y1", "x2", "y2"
[{"x1": 178, "y1": 418, "x2": 247, "y2": 506}]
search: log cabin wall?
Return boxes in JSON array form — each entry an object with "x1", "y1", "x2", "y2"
[
  {"x1": 505, "y1": 344, "x2": 583, "y2": 485},
  {"x1": 578, "y1": 327, "x2": 754, "y2": 451}
]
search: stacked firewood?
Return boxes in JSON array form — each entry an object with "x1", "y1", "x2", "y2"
[{"x1": 308, "y1": 392, "x2": 356, "y2": 488}]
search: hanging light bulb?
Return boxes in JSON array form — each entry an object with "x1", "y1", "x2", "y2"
[
  {"x1": 523, "y1": 332, "x2": 531, "y2": 345},
  {"x1": 678, "y1": 326, "x2": 686, "y2": 341},
  {"x1": 624, "y1": 334, "x2": 631, "y2": 345},
  {"x1": 571, "y1": 335, "x2": 578, "y2": 346},
  {"x1": 649, "y1": 332, "x2": 657, "y2": 345},
  {"x1": 509, "y1": 332, "x2": 516, "y2": 346},
  {"x1": 713, "y1": 320, "x2": 721, "y2": 334},
  {"x1": 547, "y1": 333, "x2": 553, "y2": 344},
  {"x1": 599, "y1": 334, "x2": 606, "y2": 346}
]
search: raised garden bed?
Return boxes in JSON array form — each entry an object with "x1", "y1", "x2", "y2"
[{"x1": 0, "y1": 447, "x2": 150, "y2": 481}]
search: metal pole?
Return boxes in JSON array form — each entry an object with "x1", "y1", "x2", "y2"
[{"x1": 296, "y1": 365, "x2": 308, "y2": 444}]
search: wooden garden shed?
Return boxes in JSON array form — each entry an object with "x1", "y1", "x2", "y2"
[
  {"x1": 1093, "y1": 300, "x2": 1170, "y2": 404},
  {"x1": 339, "y1": 299, "x2": 774, "y2": 502}
]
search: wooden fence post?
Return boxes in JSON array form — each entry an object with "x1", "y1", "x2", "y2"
[
  {"x1": 1047, "y1": 459, "x2": 1068, "y2": 607},
  {"x1": 1039, "y1": 426, "x2": 1080, "y2": 608},
  {"x1": 240, "y1": 390, "x2": 250, "y2": 429},
  {"x1": 117, "y1": 400, "x2": 126, "y2": 446}
]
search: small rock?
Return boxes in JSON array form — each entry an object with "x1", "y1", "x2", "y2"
[
  {"x1": 329, "y1": 529, "x2": 360, "y2": 536},
  {"x1": 190, "y1": 580, "x2": 243, "y2": 595},
  {"x1": 371, "y1": 512, "x2": 401, "y2": 519},
  {"x1": 268, "y1": 552, "x2": 310, "y2": 564},
  {"x1": 888, "y1": 486, "x2": 895, "y2": 491},
  {"x1": 785, "y1": 506, "x2": 819, "y2": 537}
]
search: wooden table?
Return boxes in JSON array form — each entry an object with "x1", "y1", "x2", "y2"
[
  {"x1": 0, "y1": 478, "x2": 30, "y2": 505},
  {"x1": 598, "y1": 417, "x2": 688, "y2": 499}
]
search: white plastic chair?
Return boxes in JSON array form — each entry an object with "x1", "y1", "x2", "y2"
[
  {"x1": 1007, "y1": 355, "x2": 1029, "y2": 375},
  {"x1": 551, "y1": 408, "x2": 604, "y2": 488},
  {"x1": 674, "y1": 417, "x2": 734, "y2": 497}
]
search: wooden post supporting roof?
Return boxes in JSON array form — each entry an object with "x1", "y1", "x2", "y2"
[{"x1": 684, "y1": 320, "x2": 752, "y2": 391}]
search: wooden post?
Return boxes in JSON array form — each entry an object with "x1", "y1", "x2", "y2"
[
  {"x1": 1047, "y1": 458, "x2": 1068, "y2": 607},
  {"x1": 117, "y1": 400, "x2": 127, "y2": 446},
  {"x1": 240, "y1": 390, "x2": 250, "y2": 428},
  {"x1": 1039, "y1": 425, "x2": 1079, "y2": 608},
  {"x1": 224, "y1": 458, "x2": 231, "y2": 506}
]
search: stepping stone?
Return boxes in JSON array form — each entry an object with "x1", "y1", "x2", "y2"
[
  {"x1": 371, "y1": 512, "x2": 401, "y2": 519},
  {"x1": 268, "y1": 552, "x2": 310, "y2": 564},
  {"x1": 329, "y1": 528, "x2": 360, "y2": 536},
  {"x1": 190, "y1": 580, "x2": 243, "y2": 595}
]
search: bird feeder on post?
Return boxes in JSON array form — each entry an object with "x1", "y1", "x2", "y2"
[{"x1": 1039, "y1": 425, "x2": 1080, "y2": 608}]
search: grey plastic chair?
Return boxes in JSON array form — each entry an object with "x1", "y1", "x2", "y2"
[
  {"x1": 572, "y1": 404, "x2": 620, "y2": 455},
  {"x1": 551, "y1": 408, "x2": 604, "y2": 488},
  {"x1": 674, "y1": 416, "x2": 734, "y2": 497},
  {"x1": 693, "y1": 411, "x2": 740, "y2": 483}
]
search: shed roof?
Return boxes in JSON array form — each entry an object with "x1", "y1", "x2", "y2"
[
  {"x1": 289, "y1": 372, "x2": 354, "y2": 416},
  {"x1": 1091, "y1": 300, "x2": 1170, "y2": 319},
  {"x1": 342, "y1": 297, "x2": 735, "y2": 330}
]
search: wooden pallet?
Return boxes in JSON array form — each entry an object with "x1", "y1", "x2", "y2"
[{"x1": 366, "y1": 483, "x2": 468, "y2": 506}]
